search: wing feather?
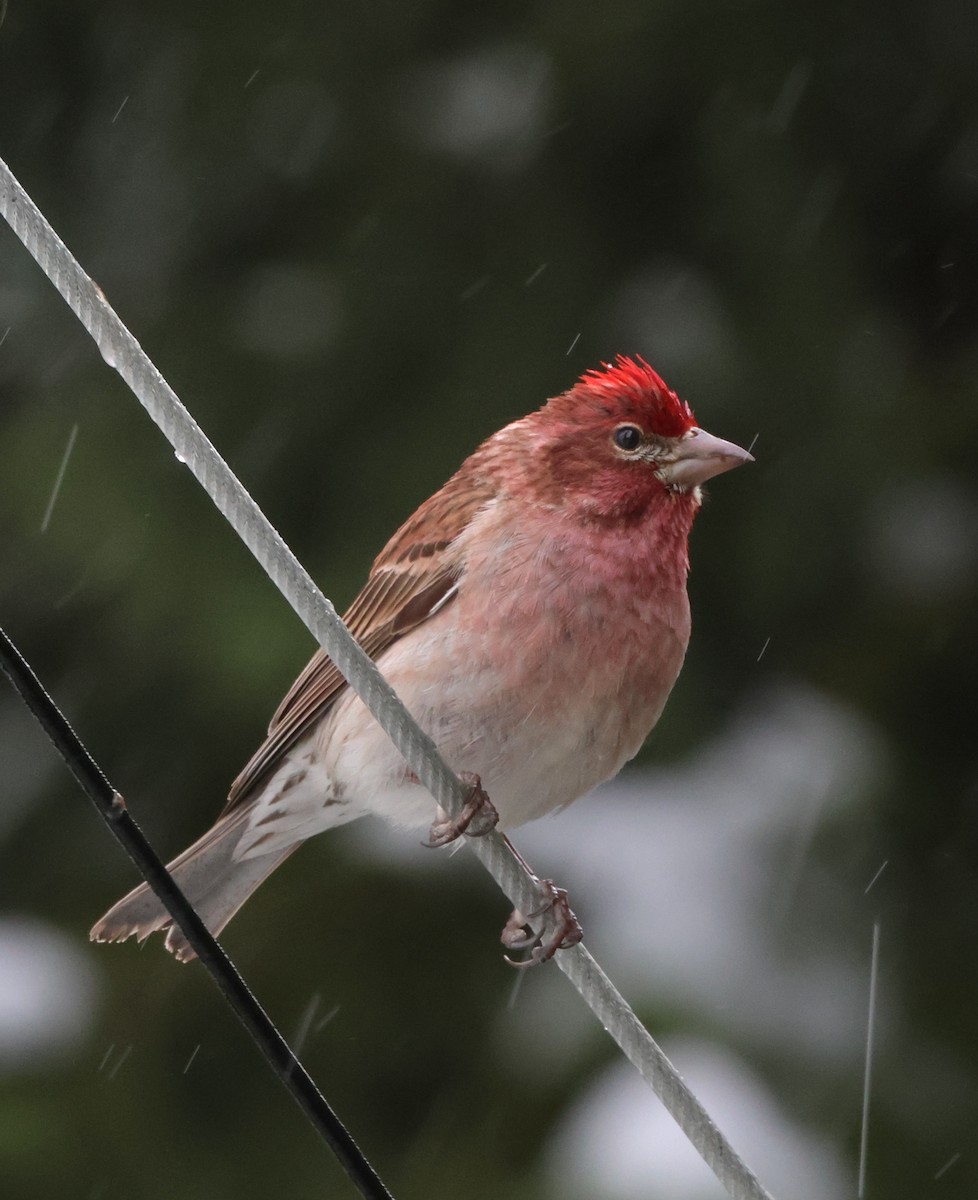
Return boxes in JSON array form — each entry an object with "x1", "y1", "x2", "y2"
[{"x1": 221, "y1": 466, "x2": 496, "y2": 815}]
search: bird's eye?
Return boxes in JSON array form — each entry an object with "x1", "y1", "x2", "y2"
[{"x1": 613, "y1": 424, "x2": 643, "y2": 452}]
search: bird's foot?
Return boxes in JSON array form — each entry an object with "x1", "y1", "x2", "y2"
[
  {"x1": 423, "y1": 772, "x2": 499, "y2": 848},
  {"x1": 501, "y1": 878, "x2": 583, "y2": 968}
]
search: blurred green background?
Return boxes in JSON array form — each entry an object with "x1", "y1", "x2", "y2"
[{"x1": 2, "y1": 1, "x2": 978, "y2": 1198}]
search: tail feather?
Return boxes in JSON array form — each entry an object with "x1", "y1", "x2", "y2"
[{"x1": 90, "y1": 807, "x2": 297, "y2": 962}]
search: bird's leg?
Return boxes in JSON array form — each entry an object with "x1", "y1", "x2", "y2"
[
  {"x1": 423, "y1": 772, "x2": 499, "y2": 848},
  {"x1": 500, "y1": 841, "x2": 584, "y2": 968}
]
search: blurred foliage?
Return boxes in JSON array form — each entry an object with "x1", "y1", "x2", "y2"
[{"x1": 1, "y1": 0, "x2": 978, "y2": 1198}]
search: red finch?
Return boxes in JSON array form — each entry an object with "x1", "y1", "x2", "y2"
[{"x1": 91, "y1": 356, "x2": 751, "y2": 962}]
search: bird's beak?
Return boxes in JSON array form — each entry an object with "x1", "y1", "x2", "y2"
[{"x1": 656, "y1": 427, "x2": 754, "y2": 490}]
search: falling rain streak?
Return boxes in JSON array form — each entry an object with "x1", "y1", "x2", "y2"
[
  {"x1": 506, "y1": 967, "x2": 527, "y2": 1011},
  {"x1": 41, "y1": 423, "x2": 79, "y2": 533},
  {"x1": 102, "y1": 1044, "x2": 133, "y2": 1081},
  {"x1": 460, "y1": 276, "x2": 490, "y2": 301},
  {"x1": 933, "y1": 1152, "x2": 961, "y2": 1180},
  {"x1": 315, "y1": 1004, "x2": 340, "y2": 1034},
  {"x1": 858, "y1": 921, "x2": 881, "y2": 1199},
  {"x1": 864, "y1": 860, "x2": 888, "y2": 895},
  {"x1": 291, "y1": 993, "x2": 322, "y2": 1060}
]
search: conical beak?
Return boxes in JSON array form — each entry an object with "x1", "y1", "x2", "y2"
[
  {"x1": 657, "y1": 427, "x2": 758, "y2": 492},
  {"x1": 657, "y1": 427, "x2": 754, "y2": 489}
]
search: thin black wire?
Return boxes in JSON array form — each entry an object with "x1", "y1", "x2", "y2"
[{"x1": 0, "y1": 623, "x2": 394, "y2": 1200}]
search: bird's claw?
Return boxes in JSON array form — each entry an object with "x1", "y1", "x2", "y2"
[
  {"x1": 501, "y1": 878, "x2": 583, "y2": 968},
  {"x1": 423, "y1": 772, "x2": 499, "y2": 848}
]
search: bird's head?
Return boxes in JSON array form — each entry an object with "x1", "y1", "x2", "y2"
[{"x1": 522, "y1": 355, "x2": 752, "y2": 520}]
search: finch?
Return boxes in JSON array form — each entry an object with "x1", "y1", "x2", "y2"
[{"x1": 91, "y1": 356, "x2": 751, "y2": 962}]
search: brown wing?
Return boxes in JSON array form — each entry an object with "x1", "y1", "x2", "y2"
[{"x1": 221, "y1": 465, "x2": 497, "y2": 815}]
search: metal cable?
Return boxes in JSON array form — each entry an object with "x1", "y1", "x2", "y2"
[{"x1": 0, "y1": 153, "x2": 775, "y2": 1200}]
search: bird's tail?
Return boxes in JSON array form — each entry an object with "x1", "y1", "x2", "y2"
[{"x1": 89, "y1": 807, "x2": 298, "y2": 962}]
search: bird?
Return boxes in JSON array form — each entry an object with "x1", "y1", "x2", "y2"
[{"x1": 91, "y1": 355, "x2": 752, "y2": 964}]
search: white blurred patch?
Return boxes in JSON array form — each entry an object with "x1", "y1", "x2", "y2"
[
  {"x1": 864, "y1": 476, "x2": 978, "y2": 603},
  {"x1": 512, "y1": 685, "x2": 885, "y2": 1061},
  {"x1": 0, "y1": 917, "x2": 98, "y2": 1070},
  {"x1": 236, "y1": 263, "x2": 342, "y2": 360},
  {"x1": 397, "y1": 45, "x2": 552, "y2": 167},
  {"x1": 547, "y1": 1040, "x2": 849, "y2": 1200}
]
